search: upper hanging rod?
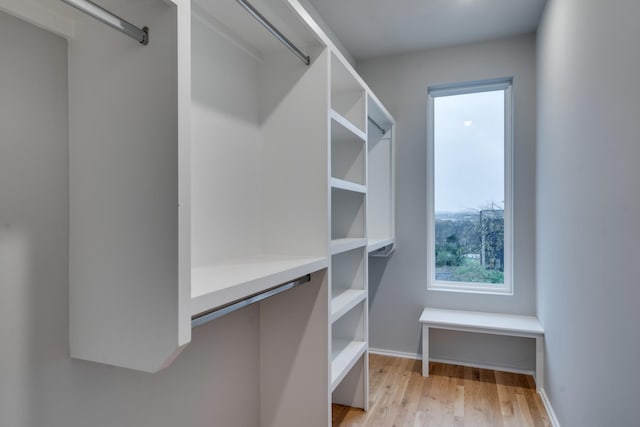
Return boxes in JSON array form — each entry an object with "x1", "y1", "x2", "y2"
[
  {"x1": 61, "y1": 0, "x2": 149, "y2": 45},
  {"x1": 368, "y1": 117, "x2": 387, "y2": 135},
  {"x1": 191, "y1": 275, "x2": 311, "y2": 328},
  {"x1": 235, "y1": 0, "x2": 310, "y2": 66}
]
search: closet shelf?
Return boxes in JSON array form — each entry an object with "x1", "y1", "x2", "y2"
[
  {"x1": 191, "y1": 255, "x2": 328, "y2": 316},
  {"x1": 331, "y1": 340, "x2": 367, "y2": 391},
  {"x1": 368, "y1": 238, "x2": 395, "y2": 253},
  {"x1": 330, "y1": 110, "x2": 367, "y2": 142},
  {"x1": 331, "y1": 289, "x2": 367, "y2": 323},
  {"x1": 330, "y1": 238, "x2": 367, "y2": 255},
  {"x1": 330, "y1": 177, "x2": 366, "y2": 194}
]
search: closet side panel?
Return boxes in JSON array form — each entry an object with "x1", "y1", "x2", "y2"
[
  {"x1": 189, "y1": 13, "x2": 263, "y2": 266},
  {"x1": 260, "y1": 270, "x2": 330, "y2": 427},
  {"x1": 260, "y1": 48, "x2": 330, "y2": 256},
  {"x1": 0, "y1": 10, "x2": 68, "y2": 427},
  {"x1": 367, "y1": 135, "x2": 393, "y2": 240},
  {"x1": 69, "y1": 2, "x2": 183, "y2": 372}
]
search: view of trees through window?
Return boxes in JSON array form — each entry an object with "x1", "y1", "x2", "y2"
[
  {"x1": 433, "y1": 88, "x2": 506, "y2": 286},
  {"x1": 435, "y1": 205, "x2": 504, "y2": 284}
]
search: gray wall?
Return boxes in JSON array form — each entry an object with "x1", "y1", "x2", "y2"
[
  {"x1": 537, "y1": 0, "x2": 640, "y2": 425},
  {"x1": 359, "y1": 35, "x2": 538, "y2": 371},
  {"x1": 0, "y1": 11, "x2": 259, "y2": 427}
]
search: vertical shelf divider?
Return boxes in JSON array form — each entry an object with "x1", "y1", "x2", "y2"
[{"x1": 328, "y1": 50, "x2": 369, "y2": 411}]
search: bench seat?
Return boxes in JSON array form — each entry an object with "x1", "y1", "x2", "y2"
[{"x1": 419, "y1": 307, "x2": 544, "y2": 390}]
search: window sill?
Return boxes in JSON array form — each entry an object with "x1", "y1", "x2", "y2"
[{"x1": 428, "y1": 282, "x2": 513, "y2": 296}]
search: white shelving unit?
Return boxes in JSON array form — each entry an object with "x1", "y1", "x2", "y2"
[
  {"x1": 331, "y1": 247, "x2": 366, "y2": 323},
  {"x1": 330, "y1": 177, "x2": 366, "y2": 194},
  {"x1": 330, "y1": 237, "x2": 368, "y2": 255},
  {"x1": 331, "y1": 300, "x2": 367, "y2": 406},
  {"x1": 1, "y1": 0, "x2": 395, "y2": 424},
  {"x1": 189, "y1": 0, "x2": 330, "y2": 320},
  {"x1": 331, "y1": 289, "x2": 367, "y2": 323},
  {"x1": 331, "y1": 339, "x2": 367, "y2": 390},
  {"x1": 328, "y1": 51, "x2": 369, "y2": 410},
  {"x1": 332, "y1": 188, "x2": 366, "y2": 239},
  {"x1": 191, "y1": 255, "x2": 327, "y2": 316}
]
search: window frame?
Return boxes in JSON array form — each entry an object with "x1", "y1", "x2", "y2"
[{"x1": 426, "y1": 79, "x2": 514, "y2": 295}]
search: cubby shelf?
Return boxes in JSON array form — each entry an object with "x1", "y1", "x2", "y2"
[
  {"x1": 331, "y1": 188, "x2": 366, "y2": 242},
  {"x1": 330, "y1": 110, "x2": 367, "y2": 142},
  {"x1": 330, "y1": 238, "x2": 368, "y2": 255},
  {"x1": 331, "y1": 340, "x2": 367, "y2": 391},
  {"x1": 191, "y1": 255, "x2": 328, "y2": 316},
  {"x1": 330, "y1": 177, "x2": 366, "y2": 194},
  {"x1": 331, "y1": 289, "x2": 367, "y2": 323},
  {"x1": 367, "y1": 238, "x2": 395, "y2": 253}
]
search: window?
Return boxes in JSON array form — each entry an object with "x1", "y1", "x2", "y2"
[{"x1": 427, "y1": 79, "x2": 513, "y2": 294}]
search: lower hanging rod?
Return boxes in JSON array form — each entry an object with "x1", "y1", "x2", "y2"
[
  {"x1": 235, "y1": 0, "x2": 310, "y2": 66},
  {"x1": 61, "y1": 0, "x2": 149, "y2": 45},
  {"x1": 191, "y1": 274, "x2": 311, "y2": 328},
  {"x1": 368, "y1": 117, "x2": 387, "y2": 135}
]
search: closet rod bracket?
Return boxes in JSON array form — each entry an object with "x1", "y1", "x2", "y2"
[{"x1": 141, "y1": 27, "x2": 149, "y2": 46}]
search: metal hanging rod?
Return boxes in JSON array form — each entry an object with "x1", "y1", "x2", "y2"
[
  {"x1": 61, "y1": 0, "x2": 149, "y2": 45},
  {"x1": 368, "y1": 117, "x2": 387, "y2": 135},
  {"x1": 371, "y1": 243, "x2": 395, "y2": 257},
  {"x1": 235, "y1": 0, "x2": 310, "y2": 66},
  {"x1": 191, "y1": 274, "x2": 311, "y2": 328}
]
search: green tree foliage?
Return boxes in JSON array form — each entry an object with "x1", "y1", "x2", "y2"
[
  {"x1": 479, "y1": 209, "x2": 504, "y2": 272},
  {"x1": 434, "y1": 205, "x2": 505, "y2": 284},
  {"x1": 447, "y1": 259, "x2": 504, "y2": 283},
  {"x1": 435, "y1": 234, "x2": 464, "y2": 267}
]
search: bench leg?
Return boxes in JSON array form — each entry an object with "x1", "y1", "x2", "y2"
[
  {"x1": 535, "y1": 335, "x2": 544, "y2": 392},
  {"x1": 422, "y1": 325, "x2": 429, "y2": 377}
]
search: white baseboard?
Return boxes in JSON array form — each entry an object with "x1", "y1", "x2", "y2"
[
  {"x1": 370, "y1": 349, "x2": 534, "y2": 376},
  {"x1": 539, "y1": 388, "x2": 561, "y2": 427},
  {"x1": 369, "y1": 347, "x2": 421, "y2": 360},
  {"x1": 427, "y1": 356, "x2": 535, "y2": 377}
]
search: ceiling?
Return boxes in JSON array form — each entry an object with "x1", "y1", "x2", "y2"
[{"x1": 305, "y1": 0, "x2": 547, "y2": 60}]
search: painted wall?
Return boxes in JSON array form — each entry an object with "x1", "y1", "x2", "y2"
[
  {"x1": 0, "y1": 10, "x2": 260, "y2": 427},
  {"x1": 536, "y1": 0, "x2": 640, "y2": 425},
  {"x1": 359, "y1": 35, "x2": 538, "y2": 371}
]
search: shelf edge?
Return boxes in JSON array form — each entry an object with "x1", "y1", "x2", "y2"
[
  {"x1": 331, "y1": 341, "x2": 367, "y2": 391},
  {"x1": 330, "y1": 109, "x2": 367, "y2": 141}
]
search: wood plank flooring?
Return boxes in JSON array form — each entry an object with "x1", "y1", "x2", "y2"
[{"x1": 332, "y1": 354, "x2": 551, "y2": 427}]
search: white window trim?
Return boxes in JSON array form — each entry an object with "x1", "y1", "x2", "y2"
[{"x1": 426, "y1": 79, "x2": 514, "y2": 295}]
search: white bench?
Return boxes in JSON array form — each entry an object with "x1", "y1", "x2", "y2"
[{"x1": 420, "y1": 307, "x2": 544, "y2": 391}]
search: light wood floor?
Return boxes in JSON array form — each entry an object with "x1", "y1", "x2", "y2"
[{"x1": 332, "y1": 354, "x2": 551, "y2": 427}]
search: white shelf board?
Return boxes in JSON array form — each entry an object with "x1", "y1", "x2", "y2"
[
  {"x1": 331, "y1": 289, "x2": 367, "y2": 324},
  {"x1": 191, "y1": 255, "x2": 328, "y2": 316},
  {"x1": 419, "y1": 308, "x2": 544, "y2": 336},
  {"x1": 367, "y1": 238, "x2": 395, "y2": 253},
  {"x1": 330, "y1": 238, "x2": 367, "y2": 255},
  {"x1": 330, "y1": 177, "x2": 366, "y2": 194},
  {"x1": 330, "y1": 109, "x2": 366, "y2": 142},
  {"x1": 331, "y1": 340, "x2": 367, "y2": 391}
]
